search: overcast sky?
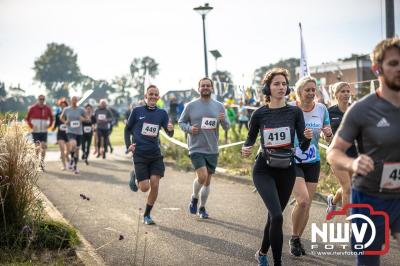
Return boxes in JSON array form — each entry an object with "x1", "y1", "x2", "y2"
[{"x1": 0, "y1": 0, "x2": 399, "y2": 96}]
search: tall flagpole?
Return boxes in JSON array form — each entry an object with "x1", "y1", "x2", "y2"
[{"x1": 299, "y1": 23, "x2": 310, "y2": 78}]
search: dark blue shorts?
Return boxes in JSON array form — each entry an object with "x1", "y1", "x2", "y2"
[
  {"x1": 67, "y1": 133, "x2": 82, "y2": 147},
  {"x1": 351, "y1": 188, "x2": 400, "y2": 265},
  {"x1": 189, "y1": 153, "x2": 218, "y2": 174},
  {"x1": 32, "y1": 132, "x2": 48, "y2": 143},
  {"x1": 133, "y1": 154, "x2": 165, "y2": 182}
]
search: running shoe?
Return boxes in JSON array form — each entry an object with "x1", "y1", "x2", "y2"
[
  {"x1": 198, "y1": 207, "x2": 209, "y2": 219},
  {"x1": 189, "y1": 197, "x2": 198, "y2": 214},
  {"x1": 74, "y1": 168, "x2": 80, "y2": 175},
  {"x1": 289, "y1": 237, "x2": 303, "y2": 257},
  {"x1": 143, "y1": 215, "x2": 155, "y2": 225},
  {"x1": 129, "y1": 170, "x2": 138, "y2": 192},
  {"x1": 68, "y1": 159, "x2": 74, "y2": 170},
  {"x1": 326, "y1": 194, "x2": 336, "y2": 214},
  {"x1": 254, "y1": 250, "x2": 269, "y2": 266},
  {"x1": 300, "y1": 240, "x2": 306, "y2": 256},
  {"x1": 85, "y1": 158, "x2": 89, "y2": 165}
]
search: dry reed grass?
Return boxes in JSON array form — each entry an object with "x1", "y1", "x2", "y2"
[{"x1": 0, "y1": 113, "x2": 41, "y2": 245}]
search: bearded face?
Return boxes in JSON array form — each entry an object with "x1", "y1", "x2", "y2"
[{"x1": 381, "y1": 48, "x2": 400, "y2": 92}]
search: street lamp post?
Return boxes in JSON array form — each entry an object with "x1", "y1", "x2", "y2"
[{"x1": 194, "y1": 3, "x2": 213, "y2": 77}]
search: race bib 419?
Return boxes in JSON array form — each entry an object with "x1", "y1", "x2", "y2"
[{"x1": 263, "y1": 127, "x2": 291, "y2": 148}]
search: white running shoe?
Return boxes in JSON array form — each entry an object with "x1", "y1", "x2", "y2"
[{"x1": 326, "y1": 194, "x2": 336, "y2": 213}]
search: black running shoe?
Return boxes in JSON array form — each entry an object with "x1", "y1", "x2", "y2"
[
  {"x1": 299, "y1": 239, "x2": 306, "y2": 255},
  {"x1": 289, "y1": 238, "x2": 303, "y2": 257}
]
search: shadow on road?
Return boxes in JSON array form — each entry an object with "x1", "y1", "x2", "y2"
[
  {"x1": 197, "y1": 217, "x2": 264, "y2": 238},
  {"x1": 158, "y1": 224, "x2": 255, "y2": 263},
  {"x1": 45, "y1": 169, "x2": 127, "y2": 186}
]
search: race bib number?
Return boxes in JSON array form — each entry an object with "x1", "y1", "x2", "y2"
[
  {"x1": 201, "y1": 117, "x2": 217, "y2": 130},
  {"x1": 263, "y1": 127, "x2": 291, "y2": 148},
  {"x1": 60, "y1": 124, "x2": 67, "y2": 131},
  {"x1": 141, "y1": 122, "x2": 159, "y2": 137},
  {"x1": 70, "y1": 121, "x2": 80, "y2": 128},
  {"x1": 98, "y1": 114, "x2": 106, "y2": 121},
  {"x1": 379, "y1": 162, "x2": 400, "y2": 190},
  {"x1": 83, "y1": 126, "x2": 92, "y2": 133},
  {"x1": 295, "y1": 144, "x2": 317, "y2": 163}
]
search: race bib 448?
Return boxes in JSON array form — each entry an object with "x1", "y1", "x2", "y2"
[{"x1": 201, "y1": 117, "x2": 217, "y2": 130}]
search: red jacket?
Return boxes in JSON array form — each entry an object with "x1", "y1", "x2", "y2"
[{"x1": 25, "y1": 103, "x2": 54, "y2": 133}]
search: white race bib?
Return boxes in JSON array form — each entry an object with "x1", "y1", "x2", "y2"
[
  {"x1": 98, "y1": 114, "x2": 106, "y2": 121},
  {"x1": 60, "y1": 124, "x2": 67, "y2": 131},
  {"x1": 141, "y1": 122, "x2": 159, "y2": 137},
  {"x1": 83, "y1": 126, "x2": 92, "y2": 133},
  {"x1": 201, "y1": 117, "x2": 217, "y2": 130},
  {"x1": 263, "y1": 127, "x2": 291, "y2": 148},
  {"x1": 379, "y1": 162, "x2": 400, "y2": 190},
  {"x1": 70, "y1": 121, "x2": 80, "y2": 128},
  {"x1": 295, "y1": 144, "x2": 317, "y2": 163}
]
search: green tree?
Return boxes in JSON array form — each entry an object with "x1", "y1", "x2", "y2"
[
  {"x1": 0, "y1": 82, "x2": 6, "y2": 113},
  {"x1": 112, "y1": 75, "x2": 131, "y2": 105},
  {"x1": 130, "y1": 56, "x2": 159, "y2": 98},
  {"x1": 211, "y1": 70, "x2": 233, "y2": 83},
  {"x1": 253, "y1": 58, "x2": 300, "y2": 86},
  {"x1": 211, "y1": 70, "x2": 234, "y2": 100},
  {"x1": 33, "y1": 43, "x2": 82, "y2": 99}
]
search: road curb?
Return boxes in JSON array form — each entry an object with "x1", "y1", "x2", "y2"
[{"x1": 37, "y1": 189, "x2": 106, "y2": 266}]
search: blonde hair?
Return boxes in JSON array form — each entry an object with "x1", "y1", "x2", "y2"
[
  {"x1": 370, "y1": 37, "x2": 400, "y2": 68},
  {"x1": 331, "y1": 82, "x2": 350, "y2": 99},
  {"x1": 294, "y1": 76, "x2": 317, "y2": 100}
]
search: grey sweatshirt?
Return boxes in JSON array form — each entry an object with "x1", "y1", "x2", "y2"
[{"x1": 178, "y1": 98, "x2": 230, "y2": 154}]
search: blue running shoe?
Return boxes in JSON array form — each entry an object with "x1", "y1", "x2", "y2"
[
  {"x1": 198, "y1": 207, "x2": 209, "y2": 219},
  {"x1": 129, "y1": 170, "x2": 138, "y2": 192},
  {"x1": 255, "y1": 250, "x2": 269, "y2": 266},
  {"x1": 189, "y1": 197, "x2": 198, "y2": 214},
  {"x1": 143, "y1": 215, "x2": 155, "y2": 225}
]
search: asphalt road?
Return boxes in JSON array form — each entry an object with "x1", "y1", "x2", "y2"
[{"x1": 38, "y1": 149, "x2": 399, "y2": 266}]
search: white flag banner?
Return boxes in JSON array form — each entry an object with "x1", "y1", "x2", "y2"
[
  {"x1": 299, "y1": 23, "x2": 310, "y2": 78},
  {"x1": 370, "y1": 80, "x2": 376, "y2": 94},
  {"x1": 320, "y1": 85, "x2": 330, "y2": 105}
]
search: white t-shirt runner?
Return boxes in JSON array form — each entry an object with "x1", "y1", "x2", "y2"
[{"x1": 289, "y1": 102, "x2": 330, "y2": 164}]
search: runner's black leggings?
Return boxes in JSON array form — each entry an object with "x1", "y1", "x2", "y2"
[
  {"x1": 97, "y1": 129, "x2": 110, "y2": 152},
  {"x1": 81, "y1": 133, "x2": 93, "y2": 158},
  {"x1": 253, "y1": 154, "x2": 296, "y2": 265}
]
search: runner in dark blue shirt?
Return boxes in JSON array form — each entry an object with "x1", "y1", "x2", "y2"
[{"x1": 125, "y1": 85, "x2": 174, "y2": 225}]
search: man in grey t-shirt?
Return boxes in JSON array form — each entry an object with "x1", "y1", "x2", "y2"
[
  {"x1": 179, "y1": 77, "x2": 230, "y2": 219},
  {"x1": 94, "y1": 99, "x2": 114, "y2": 159},
  {"x1": 61, "y1": 96, "x2": 87, "y2": 174},
  {"x1": 328, "y1": 38, "x2": 400, "y2": 266}
]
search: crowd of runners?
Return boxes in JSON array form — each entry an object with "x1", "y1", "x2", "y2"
[
  {"x1": 24, "y1": 37, "x2": 400, "y2": 266},
  {"x1": 26, "y1": 96, "x2": 118, "y2": 174}
]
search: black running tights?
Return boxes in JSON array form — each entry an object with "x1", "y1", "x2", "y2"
[{"x1": 253, "y1": 155, "x2": 296, "y2": 265}]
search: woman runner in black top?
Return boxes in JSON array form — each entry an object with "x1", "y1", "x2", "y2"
[
  {"x1": 81, "y1": 103, "x2": 96, "y2": 165},
  {"x1": 242, "y1": 68, "x2": 312, "y2": 266},
  {"x1": 326, "y1": 82, "x2": 357, "y2": 213},
  {"x1": 53, "y1": 98, "x2": 69, "y2": 170}
]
